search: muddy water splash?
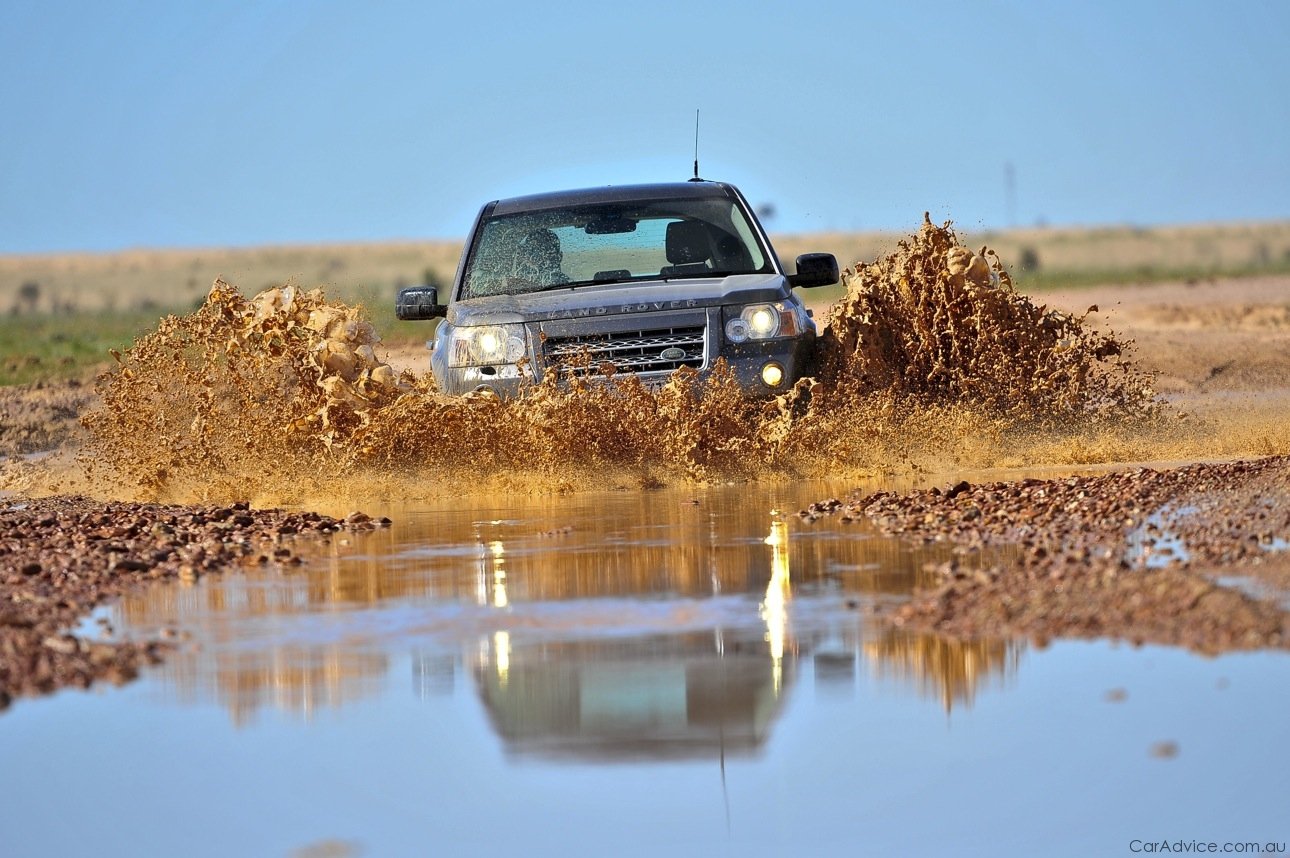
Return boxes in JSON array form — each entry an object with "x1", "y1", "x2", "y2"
[
  {"x1": 83, "y1": 280, "x2": 409, "y2": 497},
  {"x1": 819, "y1": 215, "x2": 1158, "y2": 419},
  {"x1": 83, "y1": 222, "x2": 1163, "y2": 500}
]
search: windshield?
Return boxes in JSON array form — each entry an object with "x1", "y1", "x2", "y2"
[{"x1": 461, "y1": 197, "x2": 773, "y2": 299}]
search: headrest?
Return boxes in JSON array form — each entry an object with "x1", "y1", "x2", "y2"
[
  {"x1": 521, "y1": 228, "x2": 562, "y2": 260},
  {"x1": 665, "y1": 220, "x2": 711, "y2": 264}
]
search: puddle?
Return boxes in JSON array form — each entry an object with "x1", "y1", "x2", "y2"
[
  {"x1": 1126, "y1": 503, "x2": 1290, "y2": 611},
  {"x1": 2, "y1": 481, "x2": 1288, "y2": 857},
  {"x1": 1214, "y1": 575, "x2": 1290, "y2": 610},
  {"x1": 1125, "y1": 506, "x2": 1196, "y2": 568},
  {"x1": 67, "y1": 604, "x2": 117, "y2": 641},
  {"x1": 1127, "y1": 503, "x2": 1289, "y2": 570}
]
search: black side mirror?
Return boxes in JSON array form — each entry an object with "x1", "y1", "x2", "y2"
[
  {"x1": 788, "y1": 253, "x2": 840, "y2": 288},
  {"x1": 396, "y1": 286, "x2": 448, "y2": 320}
]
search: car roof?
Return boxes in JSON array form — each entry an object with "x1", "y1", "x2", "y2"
[{"x1": 489, "y1": 181, "x2": 738, "y2": 216}]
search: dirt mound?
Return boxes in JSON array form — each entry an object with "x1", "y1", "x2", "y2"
[
  {"x1": 0, "y1": 495, "x2": 386, "y2": 707},
  {"x1": 1142, "y1": 303, "x2": 1290, "y2": 331}
]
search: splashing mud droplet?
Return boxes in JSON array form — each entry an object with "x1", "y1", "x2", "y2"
[
  {"x1": 80, "y1": 222, "x2": 1170, "y2": 502},
  {"x1": 817, "y1": 215, "x2": 1157, "y2": 419}
]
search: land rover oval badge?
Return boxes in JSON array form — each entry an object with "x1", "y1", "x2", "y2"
[{"x1": 660, "y1": 347, "x2": 687, "y2": 361}]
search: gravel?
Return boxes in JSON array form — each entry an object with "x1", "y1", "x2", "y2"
[
  {"x1": 805, "y1": 456, "x2": 1290, "y2": 652},
  {"x1": 0, "y1": 496, "x2": 389, "y2": 709}
]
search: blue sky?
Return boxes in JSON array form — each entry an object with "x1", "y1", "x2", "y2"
[{"x1": 2, "y1": 0, "x2": 1287, "y2": 252}]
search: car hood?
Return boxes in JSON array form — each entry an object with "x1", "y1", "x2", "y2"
[{"x1": 447, "y1": 273, "x2": 792, "y2": 326}]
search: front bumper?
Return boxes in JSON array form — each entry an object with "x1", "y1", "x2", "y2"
[
  {"x1": 431, "y1": 331, "x2": 815, "y2": 398},
  {"x1": 719, "y1": 333, "x2": 817, "y2": 395}
]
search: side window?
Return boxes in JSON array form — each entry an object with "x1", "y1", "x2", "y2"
[
  {"x1": 463, "y1": 221, "x2": 522, "y2": 297},
  {"x1": 729, "y1": 204, "x2": 766, "y2": 270}
]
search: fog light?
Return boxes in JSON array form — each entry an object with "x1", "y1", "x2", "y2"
[{"x1": 761, "y1": 362, "x2": 785, "y2": 387}]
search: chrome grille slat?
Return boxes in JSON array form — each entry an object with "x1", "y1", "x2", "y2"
[
  {"x1": 543, "y1": 324, "x2": 706, "y2": 376},
  {"x1": 545, "y1": 333, "x2": 701, "y2": 356}
]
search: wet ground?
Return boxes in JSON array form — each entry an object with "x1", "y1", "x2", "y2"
[
  {"x1": 2, "y1": 253, "x2": 1288, "y2": 855},
  {"x1": 2, "y1": 481, "x2": 1287, "y2": 857},
  {"x1": 0, "y1": 497, "x2": 387, "y2": 704},
  {"x1": 830, "y1": 457, "x2": 1290, "y2": 652},
  {"x1": 0, "y1": 377, "x2": 92, "y2": 458}
]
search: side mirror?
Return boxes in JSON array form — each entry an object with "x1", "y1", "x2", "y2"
[
  {"x1": 396, "y1": 286, "x2": 448, "y2": 320},
  {"x1": 788, "y1": 253, "x2": 839, "y2": 288}
]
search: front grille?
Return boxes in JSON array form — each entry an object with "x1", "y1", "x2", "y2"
[{"x1": 543, "y1": 325, "x2": 706, "y2": 376}]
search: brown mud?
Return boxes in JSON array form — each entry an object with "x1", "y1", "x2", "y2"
[
  {"x1": 1042, "y1": 275, "x2": 1290, "y2": 397},
  {"x1": 5, "y1": 222, "x2": 1288, "y2": 504},
  {"x1": 806, "y1": 457, "x2": 1290, "y2": 653},
  {"x1": 59, "y1": 217, "x2": 1169, "y2": 503},
  {"x1": 817, "y1": 214, "x2": 1157, "y2": 419},
  {"x1": 0, "y1": 496, "x2": 388, "y2": 707},
  {"x1": 0, "y1": 378, "x2": 93, "y2": 458}
]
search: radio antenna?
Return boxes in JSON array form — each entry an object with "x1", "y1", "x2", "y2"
[{"x1": 690, "y1": 109, "x2": 702, "y2": 181}]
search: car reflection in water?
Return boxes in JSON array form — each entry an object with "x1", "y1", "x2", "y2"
[
  {"x1": 468, "y1": 521, "x2": 796, "y2": 762},
  {"x1": 461, "y1": 519, "x2": 1018, "y2": 762},
  {"x1": 472, "y1": 632, "x2": 790, "y2": 762},
  {"x1": 116, "y1": 498, "x2": 1022, "y2": 735}
]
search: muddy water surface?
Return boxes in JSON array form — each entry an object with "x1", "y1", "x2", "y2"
[{"x1": 3, "y1": 482, "x2": 1288, "y2": 857}]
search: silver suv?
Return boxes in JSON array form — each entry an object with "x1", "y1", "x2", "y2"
[{"x1": 396, "y1": 180, "x2": 838, "y2": 396}]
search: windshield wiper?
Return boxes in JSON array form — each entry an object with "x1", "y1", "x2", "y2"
[
  {"x1": 524, "y1": 269, "x2": 739, "y2": 295},
  {"x1": 537, "y1": 275, "x2": 636, "y2": 292},
  {"x1": 662, "y1": 269, "x2": 736, "y2": 281}
]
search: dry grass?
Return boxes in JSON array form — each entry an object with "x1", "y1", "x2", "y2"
[
  {"x1": 4, "y1": 221, "x2": 1288, "y2": 319},
  {"x1": 0, "y1": 240, "x2": 462, "y2": 316},
  {"x1": 781, "y1": 220, "x2": 1290, "y2": 299}
]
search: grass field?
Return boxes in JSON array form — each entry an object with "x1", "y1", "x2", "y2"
[
  {"x1": 0, "y1": 310, "x2": 166, "y2": 386},
  {"x1": 2, "y1": 220, "x2": 1288, "y2": 385}
]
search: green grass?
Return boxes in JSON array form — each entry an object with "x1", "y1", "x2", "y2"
[
  {"x1": 0, "y1": 309, "x2": 168, "y2": 386},
  {"x1": 344, "y1": 283, "x2": 439, "y2": 347},
  {"x1": 0, "y1": 284, "x2": 433, "y2": 390},
  {"x1": 1009, "y1": 259, "x2": 1290, "y2": 292}
]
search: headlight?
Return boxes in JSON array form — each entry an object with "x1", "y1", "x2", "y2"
[
  {"x1": 724, "y1": 302, "x2": 803, "y2": 343},
  {"x1": 747, "y1": 305, "x2": 780, "y2": 337},
  {"x1": 448, "y1": 324, "x2": 527, "y2": 367}
]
